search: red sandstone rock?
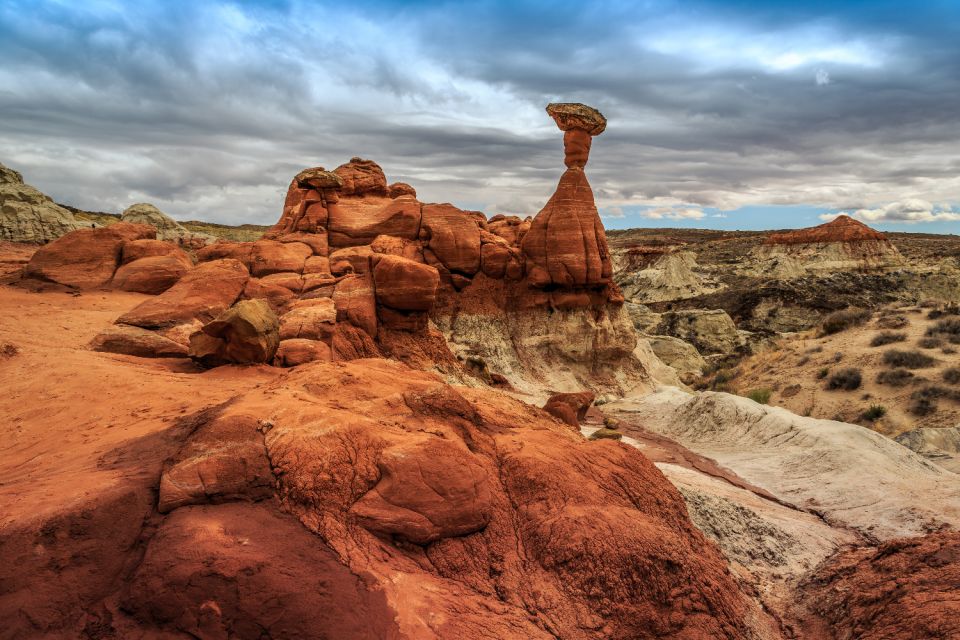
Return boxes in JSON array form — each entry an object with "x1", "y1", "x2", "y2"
[
  {"x1": 277, "y1": 231, "x2": 329, "y2": 256},
  {"x1": 24, "y1": 222, "x2": 155, "y2": 289},
  {"x1": 804, "y1": 531, "x2": 960, "y2": 639},
  {"x1": 259, "y1": 271, "x2": 304, "y2": 294},
  {"x1": 767, "y1": 215, "x2": 887, "y2": 245},
  {"x1": 543, "y1": 391, "x2": 596, "y2": 427},
  {"x1": 302, "y1": 255, "x2": 331, "y2": 275},
  {"x1": 275, "y1": 338, "x2": 332, "y2": 367},
  {"x1": 122, "y1": 503, "x2": 397, "y2": 640},
  {"x1": 387, "y1": 181, "x2": 416, "y2": 198},
  {"x1": 522, "y1": 168, "x2": 613, "y2": 288},
  {"x1": 249, "y1": 240, "x2": 312, "y2": 277},
  {"x1": 112, "y1": 253, "x2": 194, "y2": 294},
  {"x1": 334, "y1": 157, "x2": 388, "y2": 197},
  {"x1": 328, "y1": 197, "x2": 421, "y2": 247},
  {"x1": 89, "y1": 324, "x2": 189, "y2": 358},
  {"x1": 120, "y1": 238, "x2": 190, "y2": 264},
  {"x1": 331, "y1": 322, "x2": 381, "y2": 360},
  {"x1": 279, "y1": 298, "x2": 336, "y2": 341},
  {"x1": 188, "y1": 298, "x2": 280, "y2": 367},
  {"x1": 373, "y1": 254, "x2": 439, "y2": 312},
  {"x1": 118, "y1": 258, "x2": 249, "y2": 328},
  {"x1": 241, "y1": 277, "x2": 296, "y2": 314},
  {"x1": 487, "y1": 215, "x2": 529, "y2": 245},
  {"x1": 480, "y1": 231, "x2": 524, "y2": 280},
  {"x1": 546, "y1": 102, "x2": 607, "y2": 136},
  {"x1": 333, "y1": 273, "x2": 378, "y2": 337},
  {"x1": 329, "y1": 245, "x2": 373, "y2": 275},
  {"x1": 370, "y1": 234, "x2": 423, "y2": 262},
  {"x1": 158, "y1": 413, "x2": 274, "y2": 513},
  {"x1": 420, "y1": 203, "x2": 482, "y2": 276}
]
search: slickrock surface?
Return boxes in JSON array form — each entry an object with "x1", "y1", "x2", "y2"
[
  {"x1": 0, "y1": 281, "x2": 763, "y2": 639},
  {"x1": 0, "y1": 162, "x2": 82, "y2": 242}
]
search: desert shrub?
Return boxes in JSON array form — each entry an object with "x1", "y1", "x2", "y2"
[
  {"x1": 927, "y1": 305, "x2": 960, "y2": 320},
  {"x1": 909, "y1": 395, "x2": 937, "y2": 416},
  {"x1": 827, "y1": 367, "x2": 862, "y2": 391},
  {"x1": 943, "y1": 368, "x2": 960, "y2": 385},
  {"x1": 861, "y1": 404, "x2": 887, "y2": 421},
  {"x1": 817, "y1": 367, "x2": 830, "y2": 380},
  {"x1": 882, "y1": 349, "x2": 935, "y2": 369},
  {"x1": 926, "y1": 318, "x2": 960, "y2": 344},
  {"x1": 746, "y1": 388, "x2": 772, "y2": 404},
  {"x1": 877, "y1": 314, "x2": 909, "y2": 329},
  {"x1": 876, "y1": 368, "x2": 915, "y2": 387},
  {"x1": 918, "y1": 336, "x2": 942, "y2": 349},
  {"x1": 820, "y1": 308, "x2": 872, "y2": 335},
  {"x1": 832, "y1": 352, "x2": 844, "y2": 363},
  {"x1": 943, "y1": 346, "x2": 958, "y2": 355},
  {"x1": 805, "y1": 345, "x2": 824, "y2": 354},
  {"x1": 870, "y1": 332, "x2": 906, "y2": 347}
]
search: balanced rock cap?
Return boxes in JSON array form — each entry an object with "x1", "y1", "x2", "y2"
[
  {"x1": 546, "y1": 103, "x2": 607, "y2": 136},
  {"x1": 295, "y1": 167, "x2": 344, "y2": 190}
]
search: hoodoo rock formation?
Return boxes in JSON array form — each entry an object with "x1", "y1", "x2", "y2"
[
  {"x1": 65, "y1": 103, "x2": 655, "y2": 395},
  {"x1": 522, "y1": 103, "x2": 613, "y2": 290}
]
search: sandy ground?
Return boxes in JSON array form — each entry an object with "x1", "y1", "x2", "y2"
[{"x1": 0, "y1": 283, "x2": 281, "y2": 530}]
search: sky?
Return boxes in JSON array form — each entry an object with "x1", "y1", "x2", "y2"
[{"x1": 2, "y1": 0, "x2": 959, "y2": 234}]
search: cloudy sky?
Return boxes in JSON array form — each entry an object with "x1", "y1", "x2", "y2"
[{"x1": 2, "y1": 0, "x2": 959, "y2": 233}]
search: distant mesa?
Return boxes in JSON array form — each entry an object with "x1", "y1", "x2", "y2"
[{"x1": 766, "y1": 214, "x2": 886, "y2": 245}]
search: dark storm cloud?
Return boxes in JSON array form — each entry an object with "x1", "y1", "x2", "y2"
[{"x1": 1, "y1": 0, "x2": 958, "y2": 227}]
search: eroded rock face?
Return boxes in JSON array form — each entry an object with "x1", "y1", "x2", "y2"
[
  {"x1": 803, "y1": 531, "x2": 960, "y2": 640},
  {"x1": 0, "y1": 162, "x2": 82, "y2": 243}
]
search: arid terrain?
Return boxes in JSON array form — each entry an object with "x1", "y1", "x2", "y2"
[{"x1": 1, "y1": 104, "x2": 958, "y2": 639}]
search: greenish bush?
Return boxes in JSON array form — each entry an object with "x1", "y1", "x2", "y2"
[{"x1": 746, "y1": 388, "x2": 772, "y2": 404}]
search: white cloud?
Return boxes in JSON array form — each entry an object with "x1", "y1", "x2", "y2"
[
  {"x1": 816, "y1": 68, "x2": 830, "y2": 85},
  {"x1": 820, "y1": 199, "x2": 960, "y2": 223},
  {"x1": 640, "y1": 206, "x2": 706, "y2": 220},
  {"x1": 601, "y1": 206, "x2": 625, "y2": 219}
]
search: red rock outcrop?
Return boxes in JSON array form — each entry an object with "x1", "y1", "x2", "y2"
[
  {"x1": 24, "y1": 222, "x2": 156, "y2": 289},
  {"x1": 334, "y1": 157, "x2": 388, "y2": 197},
  {"x1": 543, "y1": 390, "x2": 596, "y2": 427},
  {"x1": 112, "y1": 252, "x2": 194, "y2": 294},
  {"x1": 118, "y1": 258, "x2": 250, "y2": 328},
  {"x1": 802, "y1": 531, "x2": 960, "y2": 639}
]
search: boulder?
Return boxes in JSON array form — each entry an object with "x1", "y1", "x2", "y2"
[
  {"x1": 480, "y1": 232, "x2": 524, "y2": 280},
  {"x1": 370, "y1": 234, "x2": 422, "y2": 262},
  {"x1": 89, "y1": 324, "x2": 189, "y2": 358},
  {"x1": 269, "y1": 171, "x2": 338, "y2": 236},
  {"x1": 275, "y1": 339, "x2": 332, "y2": 367},
  {"x1": 543, "y1": 391, "x2": 595, "y2": 427},
  {"x1": 372, "y1": 255, "x2": 439, "y2": 312},
  {"x1": 334, "y1": 157, "x2": 388, "y2": 197},
  {"x1": 0, "y1": 163, "x2": 83, "y2": 243},
  {"x1": 118, "y1": 258, "x2": 249, "y2": 328},
  {"x1": 645, "y1": 334, "x2": 707, "y2": 381},
  {"x1": 112, "y1": 253, "x2": 194, "y2": 295},
  {"x1": 420, "y1": 203, "x2": 481, "y2": 276},
  {"x1": 188, "y1": 299, "x2": 280, "y2": 367},
  {"x1": 24, "y1": 222, "x2": 155, "y2": 289},
  {"x1": 277, "y1": 231, "x2": 328, "y2": 256},
  {"x1": 241, "y1": 278, "x2": 296, "y2": 314}
]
